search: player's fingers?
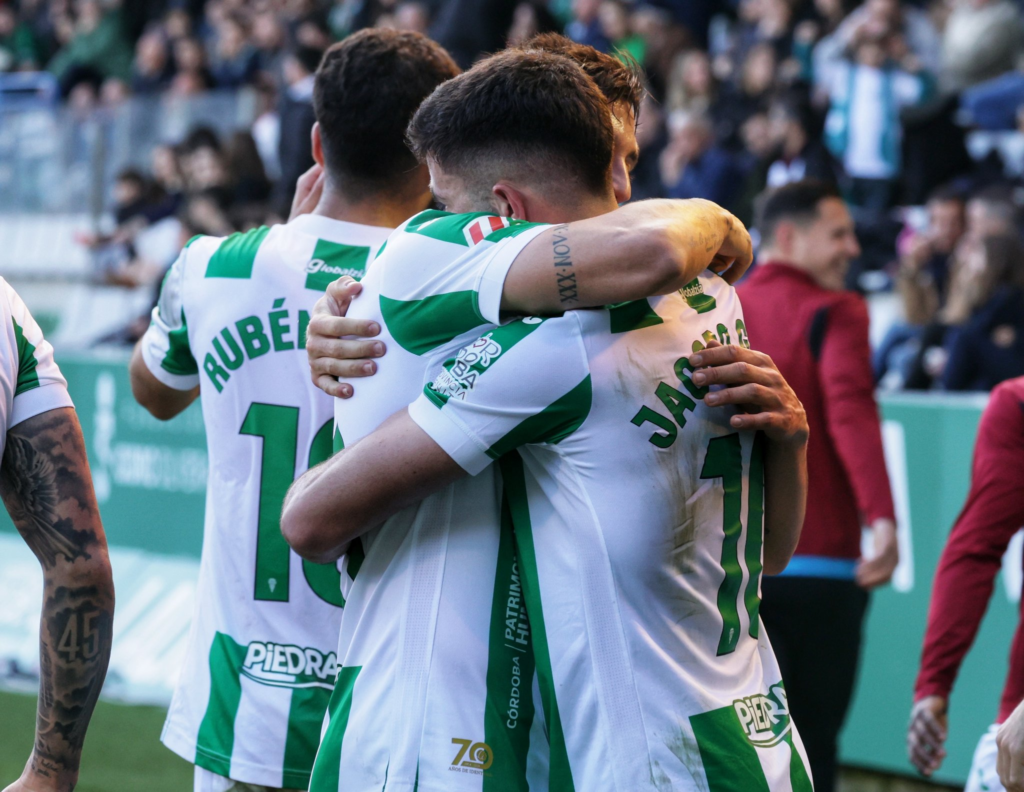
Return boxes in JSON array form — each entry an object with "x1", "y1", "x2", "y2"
[
  {"x1": 307, "y1": 315, "x2": 381, "y2": 345},
  {"x1": 312, "y1": 355, "x2": 379, "y2": 380},
  {"x1": 705, "y1": 383, "x2": 779, "y2": 409},
  {"x1": 690, "y1": 344, "x2": 776, "y2": 372},
  {"x1": 307, "y1": 334, "x2": 385, "y2": 363},
  {"x1": 314, "y1": 374, "x2": 353, "y2": 399},
  {"x1": 728, "y1": 411, "x2": 782, "y2": 432},
  {"x1": 855, "y1": 557, "x2": 895, "y2": 589},
  {"x1": 908, "y1": 712, "x2": 945, "y2": 746},
  {"x1": 323, "y1": 276, "x2": 363, "y2": 315},
  {"x1": 691, "y1": 361, "x2": 780, "y2": 389},
  {"x1": 719, "y1": 224, "x2": 753, "y2": 283}
]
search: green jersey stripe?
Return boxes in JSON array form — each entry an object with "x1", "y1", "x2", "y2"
[
  {"x1": 482, "y1": 505, "x2": 536, "y2": 792},
  {"x1": 425, "y1": 318, "x2": 546, "y2": 406},
  {"x1": 282, "y1": 685, "x2": 332, "y2": 788},
  {"x1": 404, "y1": 210, "x2": 489, "y2": 246},
  {"x1": 308, "y1": 665, "x2": 361, "y2": 792},
  {"x1": 11, "y1": 317, "x2": 40, "y2": 396},
  {"x1": 486, "y1": 376, "x2": 592, "y2": 460},
  {"x1": 784, "y1": 732, "x2": 813, "y2": 792},
  {"x1": 499, "y1": 452, "x2": 575, "y2": 792},
  {"x1": 608, "y1": 299, "x2": 665, "y2": 334},
  {"x1": 743, "y1": 434, "x2": 765, "y2": 639},
  {"x1": 205, "y1": 226, "x2": 271, "y2": 279},
  {"x1": 162, "y1": 308, "x2": 199, "y2": 376},
  {"x1": 690, "y1": 706, "x2": 771, "y2": 792},
  {"x1": 195, "y1": 632, "x2": 248, "y2": 777},
  {"x1": 379, "y1": 291, "x2": 486, "y2": 356},
  {"x1": 305, "y1": 240, "x2": 371, "y2": 292}
]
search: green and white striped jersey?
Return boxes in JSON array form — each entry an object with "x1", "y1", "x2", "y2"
[
  {"x1": 410, "y1": 274, "x2": 815, "y2": 792},
  {"x1": 311, "y1": 210, "x2": 551, "y2": 792},
  {"x1": 140, "y1": 215, "x2": 391, "y2": 789},
  {"x1": 0, "y1": 277, "x2": 73, "y2": 456}
]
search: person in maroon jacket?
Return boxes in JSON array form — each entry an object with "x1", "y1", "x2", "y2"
[
  {"x1": 908, "y1": 376, "x2": 1024, "y2": 792},
  {"x1": 737, "y1": 180, "x2": 899, "y2": 792}
]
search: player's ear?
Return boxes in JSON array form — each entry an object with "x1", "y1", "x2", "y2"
[
  {"x1": 311, "y1": 122, "x2": 325, "y2": 168},
  {"x1": 491, "y1": 181, "x2": 528, "y2": 221}
]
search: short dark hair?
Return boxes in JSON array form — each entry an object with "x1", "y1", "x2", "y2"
[
  {"x1": 313, "y1": 29, "x2": 459, "y2": 195},
  {"x1": 407, "y1": 49, "x2": 614, "y2": 198},
  {"x1": 520, "y1": 33, "x2": 643, "y2": 120},
  {"x1": 757, "y1": 180, "x2": 842, "y2": 245}
]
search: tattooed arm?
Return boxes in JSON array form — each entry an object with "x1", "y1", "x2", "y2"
[
  {"x1": 500, "y1": 198, "x2": 753, "y2": 317},
  {"x1": 1, "y1": 408, "x2": 114, "y2": 792}
]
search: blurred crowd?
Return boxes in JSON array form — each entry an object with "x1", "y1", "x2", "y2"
[{"x1": 2, "y1": 0, "x2": 1023, "y2": 390}]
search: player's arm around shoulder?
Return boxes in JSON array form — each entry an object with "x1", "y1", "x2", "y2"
[
  {"x1": 500, "y1": 199, "x2": 754, "y2": 317},
  {"x1": 688, "y1": 342, "x2": 809, "y2": 575},
  {"x1": 1, "y1": 407, "x2": 114, "y2": 792},
  {"x1": 129, "y1": 242, "x2": 204, "y2": 420}
]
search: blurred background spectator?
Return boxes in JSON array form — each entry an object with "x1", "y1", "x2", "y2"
[{"x1": 0, "y1": 0, "x2": 1022, "y2": 391}]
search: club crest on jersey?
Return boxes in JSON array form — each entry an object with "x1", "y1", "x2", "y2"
[
  {"x1": 430, "y1": 334, "x2": 503, "y2": 400},
  {"x1": 733, "y1": 683, "x2": 792, "y2": 748},
  {"x1": 464, "y1": 216, "x2": 510, "y2": 246},
  {"x1": 305, "y1": 258, "x2": 364, "y2": 280},
  {"x1": 241, "y1": 641, "x2": 337, "y2": 690}
]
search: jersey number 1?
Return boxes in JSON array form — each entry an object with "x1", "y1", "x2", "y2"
[
  {"x1": 240, "y1": 403, "x2": 345, "y2": 606},
  {"x1": 700, "y1": 433, "x2": 765, "y2": 656}
]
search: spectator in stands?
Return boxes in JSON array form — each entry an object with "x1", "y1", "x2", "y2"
[
  {"x1": 251, "y1": 10, "x2": 286, "y2": 81},
  {"x1": 506, "y1": 1, "x2": 561, "y2": 48},
  {"x1": 941, "y1": 0, "x2": 1023, "y2": 93},
  {"x1": 813, "y1": 0, "x2": 941, "y2": 93},
  {"x1": 0, "y1": 4, "x2": 39, "y2": 71},
  {"x1": 170, "y1": 35, "x2": 212, "y2": 95},
  {"x1": 130, "y1": 29, "x2": 172, "y2": 94},
  {"x1": 660, "y1": 110, "x2": 743, "y2": 208},
  {"x1": 208, "y1": 12, "x2": 258, "y2": 89},
  {"x1": 875, "y1": 186, "x2": 966, "y2": 386},
  {"x1": 49, "y1": 0, "x2": 133, "y2": 92},
  {"x1": 566, "y1": 0, "x2": 611, "y2": 52},
  {"x1": 941, "y1": 233, "x2": 1024, "y2": 391},
  {"x1": 666, "y1": 49, "x2": 715, "y2": 116},
  {"x1": 273, "y1": 45, "x2": 321, "y2": 218},
  {"x1": 738, "y1": 181, "x2": 898, "y2": 792},
  {"x1": 766, "y1": 93, "x2": 838, "y2": 188},
  {"x1": 823, "y1": 31, "x2": 930, "y2": 212},
  {"x1": 598, "y1": 0, "x2": 645, "y2": 63},
  {"x1": 714, "y1": 42, "x2": 776, "y2": 149}
]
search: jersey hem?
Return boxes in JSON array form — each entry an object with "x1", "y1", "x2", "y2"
[
  {"x1": 161, "y1": 720, "x2": 310, "y2": 789},
  {"x1": 10, "y1": 382, "x2": 74, "y2": 428}
]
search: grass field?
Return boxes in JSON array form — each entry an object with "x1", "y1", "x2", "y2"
[{"x1": 0, "y1": 691, "x2": 192, "y2": 791}]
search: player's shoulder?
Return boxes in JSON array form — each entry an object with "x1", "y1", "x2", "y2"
[
  {"x1": 191, "y1": 225, "x2": 274, "y2": 280},
  {"x1": 397, "y1": 209, "x2": 542, "y2": 249}
]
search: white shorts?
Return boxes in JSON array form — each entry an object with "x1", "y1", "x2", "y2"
[
  {"x1": 193, "y1": 766, "x2": 304, "y2": 792},
  {"x1": 966, "y1": 724, "x2": 1004, "y2": 792}
]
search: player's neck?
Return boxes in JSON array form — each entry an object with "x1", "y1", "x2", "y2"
[{"x1": 312, "y1": 185, "x2": 432, "y2": 230}]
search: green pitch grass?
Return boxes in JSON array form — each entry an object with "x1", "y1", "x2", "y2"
[{"x1": 0, "y1": 691, "x2": 193, "y2": 791}]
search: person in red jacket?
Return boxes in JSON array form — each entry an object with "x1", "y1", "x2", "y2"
[
  {"x1": 738, "y1": 180, "x2": 899, "y2": 792},
  {"x1": 908, "y1": 376, "x2": 1024, "y2": 792}
]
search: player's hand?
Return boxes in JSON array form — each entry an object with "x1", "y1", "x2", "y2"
[
  {"x1": 688, "y1": 341, "x2": 809, "y2": 448},
  {"x1": 857, "y1": 517, "x2": 899, "y2": 589},
  {"x1": 908, "y1": 695, "x2": 948, "y2": 777},
  {"x1": 289, "y1": 163, "x2": 325, "y2": 222},
  {"x1": 998, "y1": 697, "x2": 1024, "y2": 791},
  {"x1": 702, "y1": 205, "x2": 754, "y2": 285},
  {"x1": 306, "y1": 277, "x2": 386, "y2": 399}
]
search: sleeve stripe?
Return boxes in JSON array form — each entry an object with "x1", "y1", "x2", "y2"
[
  {"x1": 485, "y1": 375, "x2": 592, "y2": 460},
  {"x1": 11, "y1": 316, "x2": 40, "y2": 396},
  {"x1": 161, "y1": 308, "x2": 199, "y2": 376}
]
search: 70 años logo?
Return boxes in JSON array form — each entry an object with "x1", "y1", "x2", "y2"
[{"x1": 450, "y1": 738, "x2": 494, "y2": 773}]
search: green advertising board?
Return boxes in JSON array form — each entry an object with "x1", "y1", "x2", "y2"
[{"x1": 0, "y1": 355, "x2": 1015, "y2": 785}]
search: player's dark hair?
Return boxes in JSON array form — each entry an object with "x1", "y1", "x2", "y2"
[
  {"x1": 757, "y1": 180, "x2": 841, "y2": 245},
  {"x1": 407, "y1": 49, "x2": 614, "y2": 196},
  {"x1": 313, "y1": 29, "x2": 459, "y2": 196},
  {"x1": 520, "y1": 33, "x2": 643, "y2": 120}
]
